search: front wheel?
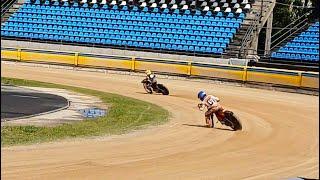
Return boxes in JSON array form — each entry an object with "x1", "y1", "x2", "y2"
[{"x1": 142, "y1": 82, "x2": 152, "y2": 94}]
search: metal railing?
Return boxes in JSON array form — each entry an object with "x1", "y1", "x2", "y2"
[
  {"x1": 1, "y1": 0, "x2": 19, "y2": 21},
  {"x1": 268, "y1": 12, "x2": 311, "y2": 56},
  {"x1": 237, "y1": 0, "x2": 277, "y2": 58},
  {"x1": 238, "y1": 13, "x2": 261, "y2": 58}
]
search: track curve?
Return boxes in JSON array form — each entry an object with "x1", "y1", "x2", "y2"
[{"x1": 1, "y1": 63, "x2": 319, "y2": 179}]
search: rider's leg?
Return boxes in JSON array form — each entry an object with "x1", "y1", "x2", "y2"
[
  {"x1": 145, "y1": 81, "x2": 153, "y2": 92},
  {"x1": 205, "y1": 108, "x2": 216, "y2": 128},
  {"x1": 151, "y1": 82, "x2": 158, "y2": 91},
  {"x1": 215, "y1": 106, "x2": 227, "y2": 124}
]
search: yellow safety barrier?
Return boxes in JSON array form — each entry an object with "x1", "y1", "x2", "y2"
[
  {"x1": 20, "y1": 49, "x2": 75, "y2": 65},
  {"x1": 134, "y1": 58, "x2": 189, "y2": 75},
  {"x1": 1, "y1": 49, "x2": 19, "y2": 60},
  {"x1": 1, "y1": 47, "x2": 318, "y2": 90},
  {"x1": 78, "y1": 54, "x2": 132, "y2": 70},
  {"x1": 191, "y1": 62, "x2": 246, "y2": 81},
  {"x1": 246, "y1": 67, "x2": 301, "y2": 87},
  {"x1": 300, "y1": 72, "x2": 319, "y2": 89}
]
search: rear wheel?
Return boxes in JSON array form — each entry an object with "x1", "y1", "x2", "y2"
[
  {"x1": 157, "y1": 84, "x2": 169, "y2": 95},
  {"x1": 224, "y1": 111, "x2": 242, "y2": 131}
]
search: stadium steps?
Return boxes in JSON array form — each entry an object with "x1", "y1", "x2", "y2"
[
  {"x1": 224, "y1": 0, "x2": 276, "y2": 58},
  {"x1": 1, "y1": 0, "x2": 23, "y2": 24},
  {"x1": 224, "y1": 24, "x2": 250, "y2": 58}
]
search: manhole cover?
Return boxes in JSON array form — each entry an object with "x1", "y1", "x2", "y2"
[{"x1": 78, "y1": 108, "x2": 107, "y2": 118}]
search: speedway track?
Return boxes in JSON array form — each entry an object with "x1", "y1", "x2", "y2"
[{"x1": 1, "y1": 63, "x2": 319, "y2": 179}]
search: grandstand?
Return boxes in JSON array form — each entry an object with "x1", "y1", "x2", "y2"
[
  {"x1": 1, "y1": 0, "x2": 255, "y2": 55},
  {"x1": 1, "y1": 0, "x2": 318, "y2": 70}
]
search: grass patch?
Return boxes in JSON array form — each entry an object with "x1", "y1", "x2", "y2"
[{"x1": 1, "y1": 77, "x2": 169, "y2": 146}]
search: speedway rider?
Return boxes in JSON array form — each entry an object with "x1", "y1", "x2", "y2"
[
  {"x1": 197, "y1": 90, "x2": 225, "y2": 128},
  {"x1": 145, "y1": 70, "x2": 157, "y2": 92}
]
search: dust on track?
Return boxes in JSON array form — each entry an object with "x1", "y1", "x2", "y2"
[{"x1": 1, "y1": 63, "x2": 319, "y2": 180}]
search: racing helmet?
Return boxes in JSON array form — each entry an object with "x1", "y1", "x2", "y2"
[
  {"x1": 198, "y1": 91, "x2": 206, "y2": 101},
  {"x1": 145, "y1": 70, "x2": 152, "y2": 75}
]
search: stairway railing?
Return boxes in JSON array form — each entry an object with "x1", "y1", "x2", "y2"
[
  {"x1": 1, "y1": 0, "x2": 19, "y2": 18},
  {"x1": 238, "y1": 13, "x2": 261, "y2": 58},
  {"x1": 267, "y1": 12, "x2": 311, "y2": 56}
]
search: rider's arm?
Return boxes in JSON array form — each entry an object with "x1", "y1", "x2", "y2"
[{"x1": 198, "y1": 102, "x2": 205, "y2": 110}]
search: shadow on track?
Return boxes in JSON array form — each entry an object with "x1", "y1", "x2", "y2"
[
  {"x1": 182, "y1": 124, "x2": 234, "y2": 131},
  {"x1": 135, "y1": 92, "x2": 169, "y2": 96}
]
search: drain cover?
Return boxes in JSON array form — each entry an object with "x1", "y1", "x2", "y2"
[{"x1": 78, "y1": 108, "x2": 106, "y2": 118}]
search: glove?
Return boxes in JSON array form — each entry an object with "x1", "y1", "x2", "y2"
[{"x1": 198, "y1": 103, "x2": 204, "y2": 111}]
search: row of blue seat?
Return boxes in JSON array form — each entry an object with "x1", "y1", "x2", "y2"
[
  {"x1": 5, "y1": 21, "x2": 236, "y2": 39},
  {"x1": 271, "y1": 52, "x2": 318, "y2": 61},
  {"x1": 13, "y1": 13, "x2": 242, "y2": 28},
  {"x1": 2, "y1": 31, "x2": 225, "y2": 54},
  {"x1": 2, "y1": 28, "x2": 231, "y2": 45},
  {"x1": 277, "y1": 49, "x2": 319, "y2": 55},
  {"x1": 12, "y1": 15, "x2": 241, "y2": 29},
  {"x1": 292, "y1": 37, "x2": 319, "y2": 43},
  {"x1": 4, "y1": 25, "x2": 235, "y2": 41},
  {"x1": 299, "y1": 32, "x2": 319, "y2": 37},
  {"x1": 8, "y1": 18, "x2": 239, "y2": 34},
  {"x1": 305, "y1": 28, "x2": 319, "y2": 32},
  {"x1": 3, "y1": 25, "x2": 234, "y2": 39},
  {"x1": 286, "y1": 42, "x2": 319, "y2": 49}
]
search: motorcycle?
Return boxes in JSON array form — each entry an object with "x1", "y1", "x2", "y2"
[
  {"x1": 198, "y1": 104, "x2": 242, "y2": 131},
  {"x1": 141, "y1": 78, "x2": 169, "y2": 95}
]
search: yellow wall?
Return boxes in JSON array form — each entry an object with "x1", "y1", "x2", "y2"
[
  {"x1": 78, "y1": 56, "x2": 131, "y2": 70},
  {"x1": 134, "y1": 61, "x2": 189, "y2": 75},
  {"x1": 246, "y1": 68, "x2": 301, "y2": 86},
  {"x1": 1, "y1": 50, "x2": 19, "y2": 60},
  {"x1": 191, "y1": 65, "x2": 246, "y2": 81},
  {"x1": 21, "y1": 52, "x2": 75, "y2": 65},
  {"x1": 300, "y1": 73, "x2": 319, "y2": 89}
]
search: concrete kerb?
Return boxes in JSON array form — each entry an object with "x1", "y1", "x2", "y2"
[
  {"x1": 1, "y1": 84, "x2": 71, "y2": 122},
  {"x1": 1, "y1": 84, "x2": 107, "y2": 126},
  {"x1": 1, "y1": 101, "x2": 70, "y2": 122}
]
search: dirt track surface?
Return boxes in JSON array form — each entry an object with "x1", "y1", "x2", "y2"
[{"x1": 1, "y1": 63, "x2": 319, "y2": 180}]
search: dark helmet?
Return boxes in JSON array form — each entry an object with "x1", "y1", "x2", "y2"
[{"x1": 198, "y1": 91, "x2": 206, "y2": 101}]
